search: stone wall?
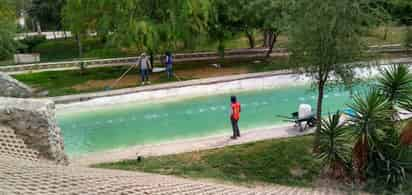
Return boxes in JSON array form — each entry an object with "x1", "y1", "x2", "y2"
[
  {"x1": 0, "y1": 98, "x2": 68, "y2": 164},
  {"x1": 14, "y1": 54, "x2": 41, "y2": 64},
  {"x1": 0, "y1": 72, "x2": 33, "y2": 98}
]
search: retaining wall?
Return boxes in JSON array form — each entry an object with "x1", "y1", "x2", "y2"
[{"x1": 0, "y1": 98, "x2": 68, "y2": 164}]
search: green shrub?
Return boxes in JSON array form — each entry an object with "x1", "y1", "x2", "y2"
[{"x1": 19, "y1": 35, "x2": 47, "y2": 53}]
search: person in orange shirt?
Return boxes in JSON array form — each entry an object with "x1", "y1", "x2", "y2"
[{"x1": 230, "y1": 96, "x2": 241, "y2": 139}]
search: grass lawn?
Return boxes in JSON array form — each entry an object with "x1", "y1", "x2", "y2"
[
  {"x1": 13, "y1": 57, "x2": 291, "y2": 97},
  {"x1": 365, "y1": 26, "x2": 407, "y2": 46},
  {"x1": 93, "y1": 136, "x2": 321, "y2": 188}
]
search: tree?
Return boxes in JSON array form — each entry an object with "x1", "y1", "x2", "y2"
[
  {"x1": 62, "y1": 0, "x2": 98, "y2": 58},
  {"x1": 384, "y1": 0, "x2": 412, "y2": 25},
  {"x1": 0, "y1": 0, "x2": 19, "y2": 61},
  {"x1": 97, "y1": 0, "x2": 211, "y2": 61},
  {"x1": 288, "y1": 0, "x2": 381, "y2": 150},
  {"x1": 252, "y1": 0, "x2": 292, "y2": 57},
  {"x1": 208, "y1": 0, "x2": 292, "y2": 57},
  {"x1": 208, "y1": 0, "x2": 236, "y2": 58},
  {"x1": 27, "y1": 0, "x2": 66, "y2": 32},
  {"x1": 208, "y1": 0, "x2": 259, "y2": 49}
]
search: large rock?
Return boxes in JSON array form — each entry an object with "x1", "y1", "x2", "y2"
[
  {"x1": 0, "y1": 72, "x2": 33, "y2": 98},
  {"x1": 0, "y1": 97, "x2": 68, "y2": 164}
]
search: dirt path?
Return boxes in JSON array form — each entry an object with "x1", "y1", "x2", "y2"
[{"x1": 72, "y1": 66, "x2": 249, "y2": 91}]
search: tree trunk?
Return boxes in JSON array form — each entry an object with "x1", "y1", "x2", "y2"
[
  {"x1": 31, "y1": 19, "x2": 36, "y2": 32},
  {"x1": 36, "y1": 21, "x2": 42, "y2": 34},
  {"x1": 75, "y1": 34, "x2": 83, "y2": 58},
  {"x1": 266, "y1": 32, "x2": 277, "y2": 58},
  {"x1": 218, "y1": 40, "x2": 225, "y2": 66},
  {"x1": 383, "y1": 26, "x2": 388, "y2": 41},
  {"x1": 313, "y1": 79, "x2": 325, "y2": 152},
  {"x1": 149, "y1": 51, "x2": 154, "y2": 72},
  {"x1": 245, "y1": 30, "x2": 255, "y2": 49},
  {"x1": 263, "y1": 31, "x2": 269, "y2": 48}
]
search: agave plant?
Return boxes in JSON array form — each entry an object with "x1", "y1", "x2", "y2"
[
  {"x1": 400, "y1": 99, "x2": 412, "y2": 113},
  {"x1": 367, "y1": 124, "x2": 409, "y2": 189},
  {"x1": 348, "y1": 89, "x2": 393, "y2": 178},
  {"x1": 376, "y1": 64, "x2": 412, "y2": 113},
  {"x1": 317, "y1": 111, "x2": 351, "y2": 179}
]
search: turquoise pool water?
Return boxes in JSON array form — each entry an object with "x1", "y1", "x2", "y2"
[{"x1": 58, "y1": 84, "x2": 367, "y2": 156}]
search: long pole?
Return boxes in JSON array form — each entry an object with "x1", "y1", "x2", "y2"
[{"x1": 109, "y1": 65, "x2": 135, "y2": 89}]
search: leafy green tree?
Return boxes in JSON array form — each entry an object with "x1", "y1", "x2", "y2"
[
  {"x1": 0, "y1": 0, "x2": 19, "y2": 61},
  {"x1": 84, "y1": 0, "x2": 211, "y2": 62},
  {"x1": 207, "y1": 0, "x2": 236, "y2": 57},
  {"x1": 27, "y1": 0, "x2": 66, "y2": 32},
  {"x1": 384, "y1": 0, "x2": 412, "y2": 25},
  {"x1": 253, "y1": 0, "x2": 292, "y2": 57},
  {"x1": 288, "y1": 0, "x2": 381, "y2": 149},
  {"x1": 208, "y1": 0, "x2": 259, "y2": 49},
  {"x1": 209, "y1": 0, "x2": 292, "y2": 57},
  {"x1": 62, "y1": 0, "x2": 99, "y2": 58}
]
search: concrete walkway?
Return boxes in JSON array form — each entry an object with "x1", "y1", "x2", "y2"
[
  {"x1": 0, "y1": 123, "x2": 369, "y2": 194},
  {"x1": 71, "y1": 124, "x2": 312, "y2": 166},
  {"x1": 1, "y1": 155, "x2": 361, "y2": 195}
]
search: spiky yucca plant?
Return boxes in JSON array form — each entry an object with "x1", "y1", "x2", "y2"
[
  {"x1": 317, "y1": 111, "x2": 351, "y2": 179},
  {"x1": 348, "y1": 89, "x2": 393, "y2": 179},
  {"x1": 376, "y1": 64, "x2": 412, "y2": 115}
]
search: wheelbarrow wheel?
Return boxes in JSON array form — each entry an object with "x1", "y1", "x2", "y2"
[{"x1": 307, "y1": 117, "x2": 317, "y2": 127}]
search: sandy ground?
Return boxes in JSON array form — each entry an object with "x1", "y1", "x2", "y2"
[
  {"x1": 176, "y1": 66, "x2": 249, "y2": 78},
  {"x1": 70, "y1": 123, "x2": 314, "y2": 166},
  {"x1": 72, "y1": 66, "x2": 249, "y2": 91}
]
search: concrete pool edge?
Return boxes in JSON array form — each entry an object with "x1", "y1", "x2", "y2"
[
  {"x1": 70, "y1": 123, "x2": 314, "y2": 166},
  {"x1": 53, "y1": 70, "x2": 292, "y2": 104},
  {"x1": 54, "y1": 58, "x2": 412, "y2": 112},
  {"x1": 51, "y1": 57, "x2": 412, "y2": 105}
]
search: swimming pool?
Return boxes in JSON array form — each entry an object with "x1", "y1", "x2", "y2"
[{"x1": 57, "y1": 82, "x2": 368, "y2": 157}]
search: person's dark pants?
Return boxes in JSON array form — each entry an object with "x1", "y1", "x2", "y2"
[
  {"x1": 231, "y1": 118, "x2": 240, "y2": 137},
  {"x1": 166, "y1": 64, "x2": 173, "y2": 79},
  {"x1": 140, "y1": 69, "x2": 149, "y2": 82}
]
